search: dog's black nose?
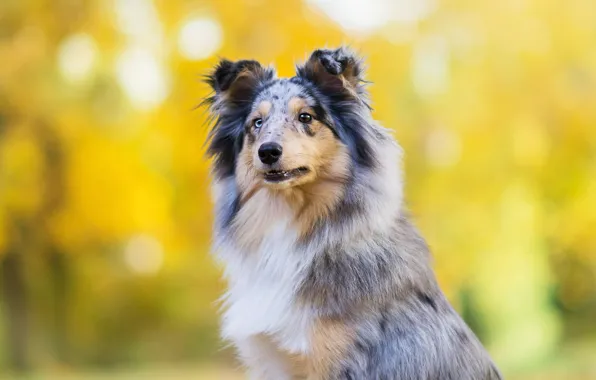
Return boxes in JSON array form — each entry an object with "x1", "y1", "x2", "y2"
[{"x1": 258, "y1": 142, "x2": 283, "y2": 165}]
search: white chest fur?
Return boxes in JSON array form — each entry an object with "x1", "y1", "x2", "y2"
[{"x1": 215, "y1": 191, "x2": 314, "y2": 355}]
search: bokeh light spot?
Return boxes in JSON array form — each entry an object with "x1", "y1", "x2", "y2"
[
  {"x1": 412, "y1": 36, "x2": 450, "y2": 97},
  {"x1": 178, "y1": 18, "x2": 223, "y2": 61},
  {"x1": 124, "y1": 234, "x2": 164, "y2": 275},
  {"x1": 115, "y1": 46, "x2": 170, "y2": 110},
  {"x1": 113, "y1": 0, "x2": 163, "y2": 47},
  {"x1": 307, "y1": 0, "x2": 435, "y2": 33},
  {"x1": 425, "y1": 128, "x2": 461, "y2": 167},
  {"x1": 57, "y1": 33, "x2": 98, "y2": 83}
]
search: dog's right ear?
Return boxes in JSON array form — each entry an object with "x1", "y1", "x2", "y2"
[
  {"x1": 204, "y1": 59, "x2": 275, "y2": 109},
  {"x1": 203, "y1": 59, "x2": 275, "y2": 179}
]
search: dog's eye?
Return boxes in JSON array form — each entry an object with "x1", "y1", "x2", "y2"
[
  {"x1": 253, "y1": 118, "x2": 263, "y2": 130},
  {"x1": 298, "y1": 113, "x2": 312, "y2": 124}
]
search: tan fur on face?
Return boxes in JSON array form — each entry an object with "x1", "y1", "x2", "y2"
[
  {"x1": 245, "y1": 101, "x2": 272, "y2": 139},
  {"x1": 236, "y1": 138, "x2": 262, "y2": 202},
  {"x1": 233, "y1": 144, "x2": 295, "y2": 251},
  {"x1": 288, "y1": 97, "x2": 308, "y2": 115},
  {"x1": 285, "y1": 144, "x2": 350, "y2": 238},
  {"x1": 287, "y1": 97, "x2": 325, "y2": 135},
  {"x1": 307, "y1": 318, "x2": 355, "y2": 380},
  {"x1": 258, "y1": 100, "x2": 272, "y2": 116},
  {"x1": 269, "y1": 96, "x2": 335, "y2": 177},
  {"x1": 236, "y1": 96, "x2": 351, "y2": 240},
  {"x1": 278, "y1": 98, "x2": 350, "y2": 235},
  {"x1": 277, "y1": 114, "x2": 341, "y2": 177}
]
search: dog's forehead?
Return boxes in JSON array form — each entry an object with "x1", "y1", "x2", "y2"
[{"x1": 253, "y1": 80, "x2": 311, "y2": 112}]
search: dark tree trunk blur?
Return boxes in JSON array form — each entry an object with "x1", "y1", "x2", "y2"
[
  {"x1": 0, "y1": 1, "x2": 86, "y2": 371},
  {"x1": 0, "y1": 248, "x2": 30, "y2": 372},
  {"x1": 48, "y1": 248, "x2": 70, "y2": 363},
  {"x1": 0, "y1": 114, "x2": 31, "y2": 372},
  {"x1": 37, "y1": 120, "x2": 70, "y2": 364}
]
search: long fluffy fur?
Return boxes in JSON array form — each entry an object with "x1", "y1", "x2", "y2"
[{"x1": 204, "y1": 47, "x2": 502, "y2": 379}]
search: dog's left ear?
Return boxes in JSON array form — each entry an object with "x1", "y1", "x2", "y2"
[{"x1": 296, "y1": 46, "x2": 367, "y2": 100}]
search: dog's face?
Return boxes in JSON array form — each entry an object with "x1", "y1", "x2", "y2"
[
  {"x1": 239, "y1": 81, "x2": 346, "y2": 189},
  {"x1": 205, "y1": 48, "x2": 374, "y2": 193}
]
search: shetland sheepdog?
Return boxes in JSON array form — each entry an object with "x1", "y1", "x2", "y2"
[{"x1": 203, "y1": 47, "x2": 502, "y2": 380}]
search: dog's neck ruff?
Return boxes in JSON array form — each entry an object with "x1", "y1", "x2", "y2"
[{"x1": 211, "y1": 137, "x2": 403, "y2": 355}]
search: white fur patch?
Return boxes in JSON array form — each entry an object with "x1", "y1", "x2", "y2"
[{"x1": 215, "y1": 190, "x2": 314, "y2": 355}]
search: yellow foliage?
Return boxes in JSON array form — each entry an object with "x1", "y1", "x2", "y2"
[
  {"x1": 0, "y1": 123, "x2": 44, "y2": 218},
  {"x1": 0, "y1": 0, "x2": 595, "y2": 376}
]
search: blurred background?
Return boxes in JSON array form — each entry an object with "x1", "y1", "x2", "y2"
[{"x1": 0, "y1": 0, "x2": 595, "y2": 379}]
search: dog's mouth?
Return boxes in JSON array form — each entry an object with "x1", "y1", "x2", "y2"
[{"x1": 263, "y1": 167, "x2": 310, "y2": 183}]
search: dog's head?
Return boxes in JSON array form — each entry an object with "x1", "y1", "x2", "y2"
[{"x1": 204, "y1": 47, "x2": 376, "y2": 193}]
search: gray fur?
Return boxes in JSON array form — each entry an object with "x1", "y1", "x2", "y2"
[
  {"x1": 205, "y1": 47, "x2": 502, "y2": 379},
  {"x1": 300, "y1": 216, "x2": 502, "y2": 380}
]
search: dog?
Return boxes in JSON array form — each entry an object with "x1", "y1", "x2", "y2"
[{"x1": 203, "y1": 47, "x2": 502, "y2": 380}]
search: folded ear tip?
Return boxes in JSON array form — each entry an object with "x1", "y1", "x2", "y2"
[
  {"x1": 310, "y1": 46, "x2": 362, "y2": 63},
  {"x1": 319, "y1": 54, "x2": 342, "y2": 75},
  {"x1": 296, "y1": 46, "x2": 368, "y2": 98}
]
